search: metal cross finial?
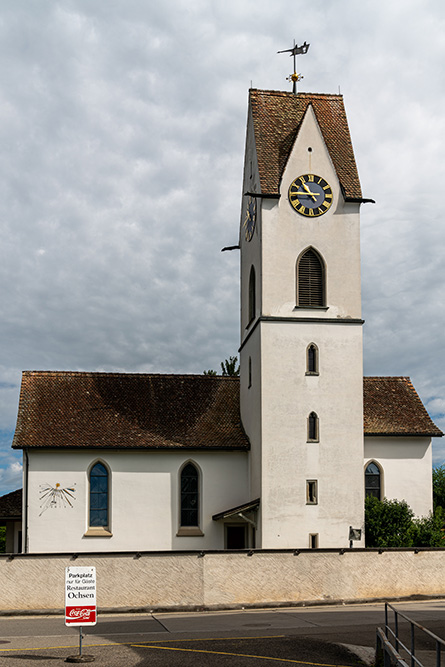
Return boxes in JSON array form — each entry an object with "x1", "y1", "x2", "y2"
[{"x1": 277, "y1": 40, "x2": 310, "y2": 94}]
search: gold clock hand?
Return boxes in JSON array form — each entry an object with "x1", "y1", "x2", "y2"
[
  {"x1": 301, "y1": 182, "x2": 318, "y2": 200},
  {"x1": 297, "y1": 188, "x2": 318, "y2": 198}
]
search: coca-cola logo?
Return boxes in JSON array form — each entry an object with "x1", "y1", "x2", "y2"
[{"x1": 69, "y1": 608, "x2": 92, "y2": 619}]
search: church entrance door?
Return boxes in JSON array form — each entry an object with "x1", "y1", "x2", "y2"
[{"x1": 225, "y1": 524, "x2": 246, "y2": 549}]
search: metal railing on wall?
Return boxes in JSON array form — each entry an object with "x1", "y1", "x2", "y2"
[{"x1": 377, "y1": 602, "x2": 445, "y2": 667}]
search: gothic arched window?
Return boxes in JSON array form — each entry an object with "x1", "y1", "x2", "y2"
[
  {"x1": 306, "y1": 343, "x2": 319, "y2": 375},
  {"x1": 180, "y1": 462, "x2": 200, "y2": 527},
  {"x1": 297, "y1": 248, "x2": 325, "y2": 307},
  {"x1": 89, "y1": 461, "x2": 109, "y2": 528},
  {"x1": 365, "y1": 462, "x2": 382, "y2": 500},
  {"x1": 248, "y1": 265, "x2": 256, "y2": 324},
  {"x1": 307, "y1": 412, "x2": 319, "y2": 442}
]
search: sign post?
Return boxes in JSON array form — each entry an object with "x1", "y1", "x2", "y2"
[
  {"x1": 65, "y1": 566, "x2": 97, "y2": 663},
  {"x1": 348, "y1": 526, "x2": 362, "y2": 549}
]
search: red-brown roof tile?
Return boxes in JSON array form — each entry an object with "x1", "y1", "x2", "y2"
[
  {"x1": 12, "y1": 371, "x2": 250, "y2": 451},
  {"x1": 363, "y1": 376, "x2": 443, "y2": 437},
  {"x1": 250, "y1": 89, "x2": 362, "y2": 199},
  {"x1": 0, "y1": 488, "x2": 22, "y2": 520},
  {"x1": 12, "y1": 373, "x2": 441, "y2": 451}
]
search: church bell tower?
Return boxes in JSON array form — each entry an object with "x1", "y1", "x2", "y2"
[{"x1": 239, "y1": 89, "x2": 366, "y2": 548}]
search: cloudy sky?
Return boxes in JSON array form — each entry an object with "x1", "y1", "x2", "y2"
[{"x1": 0, "y1": 0, "x2": 444, "y2": 495}]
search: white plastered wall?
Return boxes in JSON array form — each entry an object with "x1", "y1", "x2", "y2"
[
  {"x1": 249, "y1": 105, "x2": 364, "y2": 548},
  {"x1": 259, "y1": 321, "x2": 364, "y2": 548},
  {"x1": 241, "y1": 102, "x2": 364, "y2": 548},
  {"x1": 239, "y1": 102, "x2": 263, "y2": 544},
  {"x1": 239, "y1": 104, "x2": 262, "y2": 335},
  {"x1": 364, "y1": 436, "x2": 433, "y2": 517},
  {"x1": 26, "y1": 449, "x2": 249, "y2": 553}
]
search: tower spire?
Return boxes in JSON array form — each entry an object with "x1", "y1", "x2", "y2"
[{"x1": 277, "y1": 40, "x2": 310, "y2": 94}]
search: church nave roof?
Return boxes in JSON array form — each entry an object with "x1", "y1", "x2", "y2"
[{"x1": 12, "y1": 372, "x2": 442, "y2": 451}]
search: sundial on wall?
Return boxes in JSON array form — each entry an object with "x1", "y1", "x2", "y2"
[{"x1": 39, "y1": 483, "x2": 76, "y2": 516}]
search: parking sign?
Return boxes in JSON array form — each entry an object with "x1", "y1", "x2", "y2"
[{"x1": 65, "y1": 566, "x2": 97, "y2": 626}]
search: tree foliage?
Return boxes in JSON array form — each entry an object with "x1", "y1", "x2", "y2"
[
  {"x1": 433, "y1": 465, "x2": 445, "y2": 510},
  {"x1": 411, "y1": 507, "x2": 445, "y2": 547},
  {"x1": 0, "y1": 526, "x2": 5, "y2": 553},
  {"x1": 365, "y1": 496, "x2": 414, "y2": 547},
  {"x1": 203, "y1": 356, "x2": 240, "y2": 377},
  {"x1": 365, "y1": 496, "x2": 445, "y2": 548},
  {"x1": 221, "y1": 356, "x2": 239, "y2": 377}
]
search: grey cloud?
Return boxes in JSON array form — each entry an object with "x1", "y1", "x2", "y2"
[{"x1": 0, "y1": 0, "x2": 444, "y2": 492}]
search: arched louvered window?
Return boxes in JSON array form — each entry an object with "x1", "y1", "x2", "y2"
[
  {"x1": 180, "y1": 462, "x2": 199, "y2": 527},
  {"x1": 248, "y1": 265, "x2": 256, "y2": 324},
  {"x1": 307, "y1": 412, "x2": 319, "y2": 442},
  {"x1": 89, "y1": 462, "x2": 109, "y2": 528},
  {"x1": 306, "y1": 343, "x2": 319, "y2": 375},
  {"x1": 297, "y1": 248, "x2": 325, "y2": 307},
  {"x1": 365, "y1": 462, "x2": 382, "y2": 500}
]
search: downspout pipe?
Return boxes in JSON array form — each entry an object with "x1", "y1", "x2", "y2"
[{"x1": 23, "y1": 449, "x2": 29, "y2": 553}]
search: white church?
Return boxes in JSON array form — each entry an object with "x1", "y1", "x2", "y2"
[{"x1": 10, "y1": 87, "x2": 442, "y2": 554}]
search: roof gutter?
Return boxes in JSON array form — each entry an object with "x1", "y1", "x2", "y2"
[
  {"x1": 344, "y1": 197, "x2": 375, "y2": 204},
  {"x1": 243, "y1": 191, "x2": 280, "y2": 199},
  {"x1": 365, "y1": 432, "x2": 443, "y2": 438}
]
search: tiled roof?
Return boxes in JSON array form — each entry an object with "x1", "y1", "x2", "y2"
[
  {"x1": 363, "y1": 377, "x2": 443, "y2": 437},
  {"x1": 0, "y1": 489, "x2": 22, "y2": 520},
  {"x1": 250, "y1": 89, "x2": 362, "y2": 199},
  {"x1": 12, "y1": 372, "x2": 250, "y2": 451},
  {"x1": 12, "y1": 372, "x2": 441, "y2": 451}
]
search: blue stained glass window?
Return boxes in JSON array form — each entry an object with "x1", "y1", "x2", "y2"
[
  {"x1": 365, "y1": 462, "x2": 381, "y2": 500},
  {"x1": 90, "y1": 462, "x2": 108, "y2": 527}
]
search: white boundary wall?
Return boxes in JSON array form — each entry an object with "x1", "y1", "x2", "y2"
[{"x1": 1, "y1": 550, "x2": 445, "y2": 612}]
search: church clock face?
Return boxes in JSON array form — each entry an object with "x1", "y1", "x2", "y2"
[
  {"x1": 288, "y1": 174, "x2": 333, "y2": 217},
  {"x1": 243, "y1": 196, "x2": 257, "y2": 241}
]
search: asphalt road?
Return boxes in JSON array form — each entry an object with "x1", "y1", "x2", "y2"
[{"x1": 0, "y1": 600, "x2": 444, "y2": 666}]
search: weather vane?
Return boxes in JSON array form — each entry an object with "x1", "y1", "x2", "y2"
[{"x1": 277, "y1": 40, "x2": 310, "y2": 94}]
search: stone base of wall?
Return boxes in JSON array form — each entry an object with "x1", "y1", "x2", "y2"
[{"x1": 1, "y1": 549, "x2": 445, "y2": 613}]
